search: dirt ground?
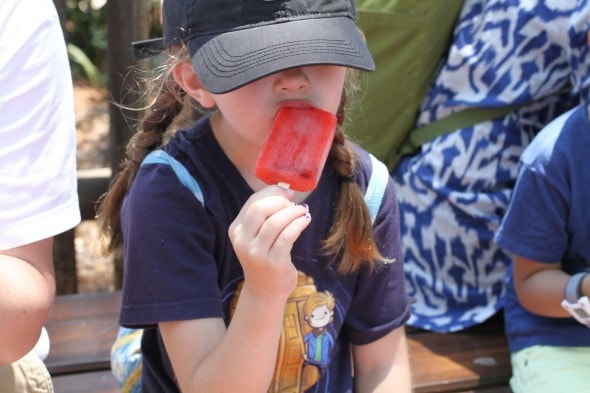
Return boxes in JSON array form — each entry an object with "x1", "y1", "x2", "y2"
[{"x1": 73, "y1": 82, "x2": 114, "y2": 293}]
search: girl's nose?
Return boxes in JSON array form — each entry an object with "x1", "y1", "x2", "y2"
[{"x1": 274, "y1": 68, "x2": 309, "y2": 92}]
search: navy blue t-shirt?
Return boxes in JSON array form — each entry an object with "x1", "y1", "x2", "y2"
[
  {"x1": 119, "y1": 116, "x2": 411, "y2": 392},
  {"x1": 495, "y1": 103, "x2": 590, "y2": 353}
]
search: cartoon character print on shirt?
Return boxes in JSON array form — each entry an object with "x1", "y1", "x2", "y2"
[
  {"x1": 301, "y1": 291, "x2": 335, "y2": 392},
  {"x1": 229, "y1": 271, "x2": 336, "y2": 393}
]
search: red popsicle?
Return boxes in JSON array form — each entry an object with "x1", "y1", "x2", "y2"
[{"x1": 254, "y1": 106, "x2": 337, "y2": 192}]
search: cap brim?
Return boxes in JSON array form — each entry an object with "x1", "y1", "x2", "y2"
[{"x1": 189, "y1": 17, "x2": 375, "y2": 94}]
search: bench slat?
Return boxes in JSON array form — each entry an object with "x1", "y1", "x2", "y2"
[
  {"x1": 466, "y1": 387, "x2": 512, "y2": 393},
  {"x1": 46, "y1": 292, "x2": 121, "y2": 375},
  {"x1": 52, "y1": 370, "x2": 119, "y2": 393},
  {"x1": 409, "y1": 316, "x2": 511, "y2": 393}
]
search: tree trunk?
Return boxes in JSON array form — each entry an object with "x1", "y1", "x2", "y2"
[
  {"x1": 52, "y1": 0, "x2": 73, "y2": 294},
  {"x1": 106, "y1": 0, "x2": 149, "y2": 289}
]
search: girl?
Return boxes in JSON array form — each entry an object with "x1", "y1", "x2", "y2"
[{"x1": 98, "y1": 0, "x2": 412, "y2": 392}]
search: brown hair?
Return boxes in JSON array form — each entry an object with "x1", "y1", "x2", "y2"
[{"x1": 97, "y1": 45, "x2": 385, "y2": 274}]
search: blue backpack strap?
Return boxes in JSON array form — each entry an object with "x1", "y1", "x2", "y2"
[
  {"x1": 364, "y1": 154, "x2": 389, "y2": 224},
  {"x1": 141, "y1": 150, "x2": 204, "y2": 205},
  {"x1": 143, "y1": 150, "x2": 387, "y2": 222}
]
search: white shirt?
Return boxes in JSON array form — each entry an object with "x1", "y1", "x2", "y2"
[{"x1": 0, "y1": 0, "x2": 81, "y2": 250}]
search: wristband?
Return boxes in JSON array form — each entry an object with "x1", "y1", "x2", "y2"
[
  {"x1": 562, "y1": 271, "x2": 590, "y2": 328},
  {"x1": 564, "y1": 272, "x2": 588, "y2": 303}
]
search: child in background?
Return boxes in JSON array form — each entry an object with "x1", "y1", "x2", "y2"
[
  {"x1": 494, "y1": 29, "x2": 590, "y2": 393},
  {"x1": 97, "y1": 0, "x2": 412, "y2": 392}
]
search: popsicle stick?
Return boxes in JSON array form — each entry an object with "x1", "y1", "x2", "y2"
[{"x1": 277, "y1": 182, "x2": 290, "y2": 189}]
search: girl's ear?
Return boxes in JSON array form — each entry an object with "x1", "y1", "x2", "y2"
[{"x1": 172, "y1": 62, "x2": 216, "y2": 108}]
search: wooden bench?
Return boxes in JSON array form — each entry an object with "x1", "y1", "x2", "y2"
[
  {"x1": 407, "y1": 315, "x2": 512, "y2": 392},
  {"x1": 45, "y1": 291, "x2": 512, "y2": 392},
  {"x1": 46, "y1": 292, "x2": 121, "y2": 393}
]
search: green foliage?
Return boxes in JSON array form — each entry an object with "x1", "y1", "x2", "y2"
[
  {"x1": 67, "y1": 43, "x2": 102, "y2": 86},
  {"x1": 64, "y1": 0, "x2": 163, "y2": 86},
  {"x1": 65, "y1": 0, "x2": 107, "y2": 83}
]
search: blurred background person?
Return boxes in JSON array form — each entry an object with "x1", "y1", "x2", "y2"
[{"x1": 0, "y1": 0, "x2": 80, "y2": 391}]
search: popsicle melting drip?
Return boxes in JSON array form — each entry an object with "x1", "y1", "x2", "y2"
[{"x1": 254, "y1": 106, "x2": 337, "y2": 192}]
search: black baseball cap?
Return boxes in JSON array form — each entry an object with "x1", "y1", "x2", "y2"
[{"x1": 159, "y1": 0, "x2": 375, "y2": 94}]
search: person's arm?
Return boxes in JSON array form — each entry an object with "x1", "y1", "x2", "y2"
[
  {"x1": 0, "y1": 238, "x2": 55, "y2": 364},
  {"x1": 352, "y1": 326, "x2": 412, "y2": 393},
  {"x1": 160, "y1": 291, "x2": 288, "y2": 393},
  {"x1": 512, "y1": 255, "x2": 572, "y2": 317},
  {"x1": 160, "y1": 185, "x2": 311, "y2": 393}
]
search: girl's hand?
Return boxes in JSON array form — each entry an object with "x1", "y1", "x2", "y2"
[{"x1": 229, "y1": 185, "x2": 311, "y2": 301}]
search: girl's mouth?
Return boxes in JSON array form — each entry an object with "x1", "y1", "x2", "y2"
[{"x1": 278, "y1": 100, "x2": 316, "y2": 111}]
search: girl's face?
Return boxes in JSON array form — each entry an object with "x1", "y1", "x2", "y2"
[{"x1": 210, "y1": 65, "x2": 347, "y2": 149}]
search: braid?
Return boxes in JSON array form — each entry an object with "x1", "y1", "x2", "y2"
[
  {"x1": 97, "y1": 48, "x2": 190, "y2": 255},
  {"x1": 126, "y1": 85, "x2": 185, "y2": 164},
  {"x1": 322, "y1": 90, "x2": 384, "y2": 274}
]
